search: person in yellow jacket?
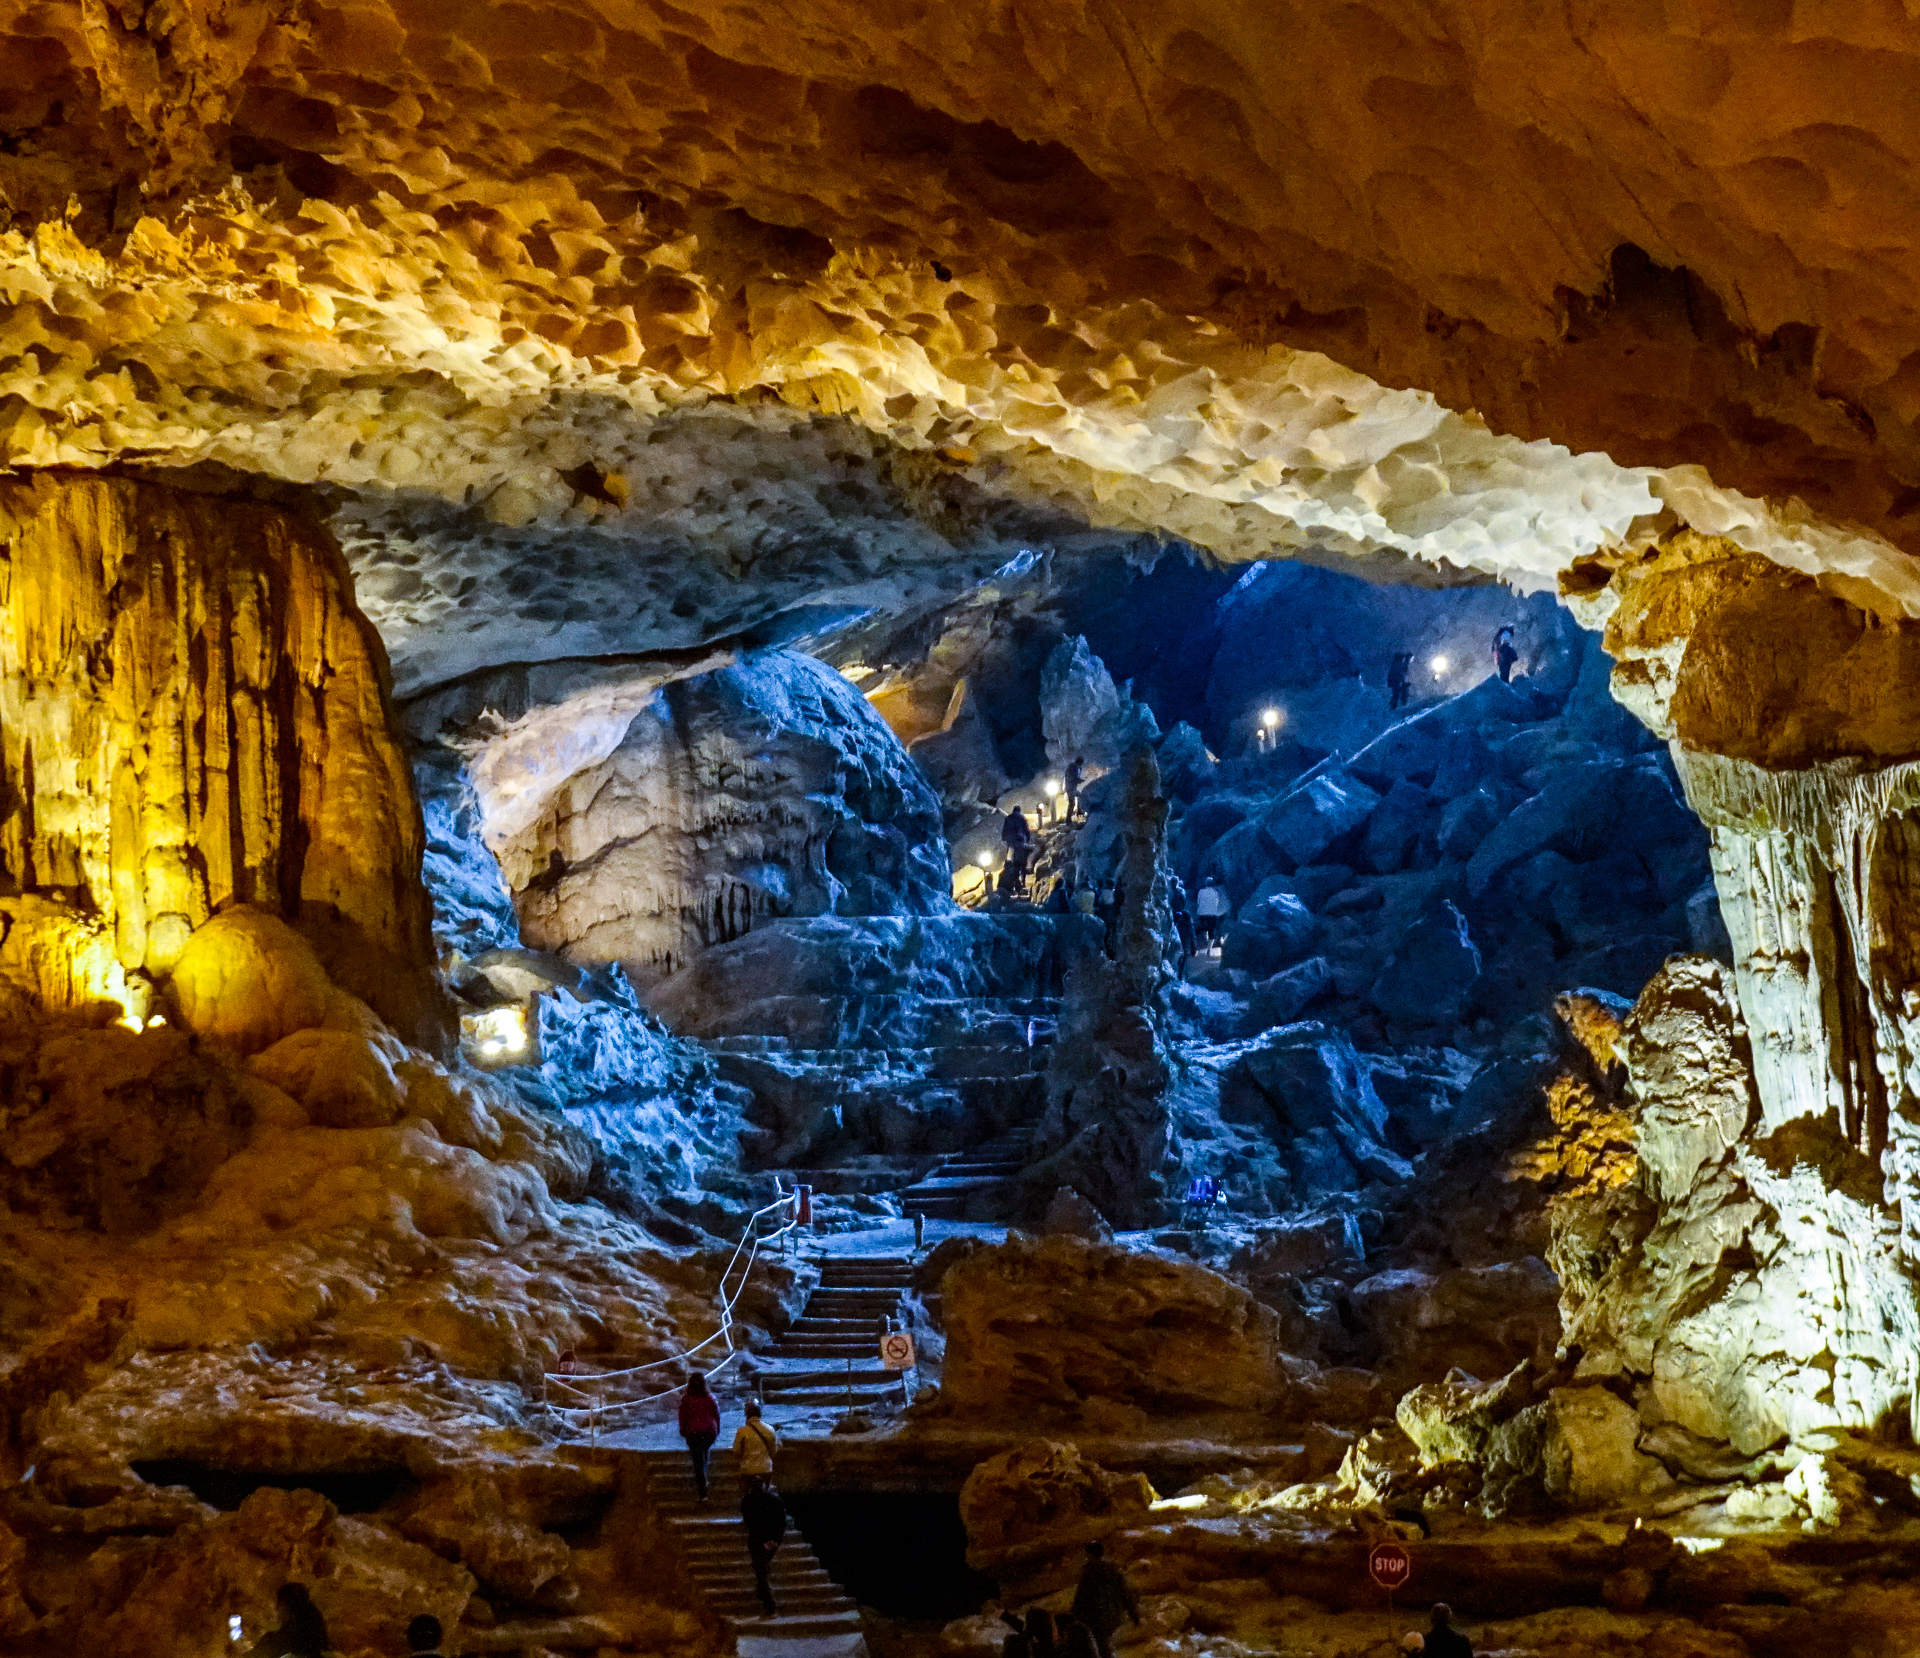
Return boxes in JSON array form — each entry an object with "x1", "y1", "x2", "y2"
[{"x1": 733, "y1": 1400, "x2": 779, "y2": 1477}]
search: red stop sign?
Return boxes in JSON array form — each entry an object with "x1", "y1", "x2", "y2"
[{"x1": 1368, "y1": 1541, "x2": 1412, "y2": 1591}]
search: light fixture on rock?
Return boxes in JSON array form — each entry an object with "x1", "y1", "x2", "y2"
[
  {"x1": 1430, "y1": 653, "x2": 1450, "y2": 674},
  {"x1": 461, "y1": 1001, "x2": 538, "y2": 1069}
]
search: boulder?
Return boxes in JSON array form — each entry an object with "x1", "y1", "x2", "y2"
[
  {"x1": 1225, "y1": 1024, "x2": 1411, "y2": 1184},
  {"x1": 248, "y1": 1030, "x2": 407, "y2": 1130},
  {"x1": 1397, "y1": 1362, "x2": 1536, "y2": 1466},
  {"x1": 939, "y1": 1234, "x2": 1291, "y2": 1417},
  {"x1": 1043, "y1": 1186, "x2": 1114, "y2": 1242},
  {"x1": 1541, "y1": 1386, "x2": 1668, "y2": 1506},
  {"x1": 1246, "y1": 956, "x2": 1333, "y2": 1028},
  {"x1": 1351, "y1": 1259, "x2": 1562, "y2": 1387},
  {"x1": 1370, "y1": 902, "x2": 1481, "y2": 1026},
  {"x1": 1358, "y1": 781, "x2": 1429, "y2": 874},
  {"x1": 1290, "y1": 863, "x2": 1355, "y2": 910},
  {"x1": 1154, "y1": 722, "x2": 1216, "y2": 802},
  {"x1": 387, "y1": 1469, "x2": 576, "y2": 1605},
  {"x1": 1449, "y1": 673, "x2": 1549, "y2": 728},
  {"x1": 1221, "y1": 892, "x2": 1317, "y2": 977},
  {"x1": 1466, "y1": 756, "x2": 1696, "y2": 897},
  {"x1": 1257, "y1": 769, "x2": 1380, "y2": 869},
  {"x1": 168, "y1": 908, "x2": 334, "y2": 1056},
  {"x1": 1436, "y1": 786, "x2": 1501, "y2": 860},
  {"x1": 958, "y1": 1441, "x2": 1155, "y2": 1570},
  {"x1": 1429, "y1": 728, "x2": 1494, "y2": 797},
  {"x1": 1230, "y1": 1213, "x2": 1362, "y2": 1283},
  {"x1": 1349, "y1": 716, "x2": 1445, "y2": 788},
  {"x1": 1199, "y1": 818, "x2": 1278, "y2": 905}
]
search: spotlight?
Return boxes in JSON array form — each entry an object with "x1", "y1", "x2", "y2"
[
  {"x1": 975, "y1": 850, "x2": 995, "y2": 869},
  {"x1": 464, "y1": 1002, "x2": 534, "y2": 1066},
  {"x1": 1261, "y1": 708, "x2": 1281, "y2": 729},
  {"x1": 1044, "y1": 778, "x2": 1063, "y2": 796},
  {"x1": 1430, "y1": 654, "x2": 1450, "y2": 674}
]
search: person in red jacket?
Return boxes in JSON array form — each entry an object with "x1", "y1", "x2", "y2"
[{"x1": 678, "y1": 1371, "x2": 722, "y2": 1500}]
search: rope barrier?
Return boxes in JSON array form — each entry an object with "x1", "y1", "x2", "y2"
[{"x1": 541, "y1": 1189, "x2": 805, "y2": 1429}]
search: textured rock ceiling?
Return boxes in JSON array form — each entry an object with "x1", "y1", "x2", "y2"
[{"x1": 6, "y1": 0, "x2": 1920, "y2": 687}]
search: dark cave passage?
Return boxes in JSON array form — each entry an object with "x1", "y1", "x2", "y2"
[
  {"x1": 132, "y1": 1460, "x2": 415, "y2": 1515},
  {"x1": 786, "y1": 1490, "x2": 998, "y2": 1620}
]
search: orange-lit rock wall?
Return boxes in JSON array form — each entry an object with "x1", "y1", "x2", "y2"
[{"x1": 0, "y1": 474, "x2": 435, "y2": 1024}]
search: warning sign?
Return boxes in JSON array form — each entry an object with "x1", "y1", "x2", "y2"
[
  {"x1": 1367, "y1": 1541, "x2": 1411, "y2": 1591},
  {"x1": 879, "y1": 1330, "x2": 916, "y2": 1370}
]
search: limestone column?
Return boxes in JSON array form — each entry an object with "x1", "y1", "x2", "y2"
[
  {"x1": 1571, "y1": 529, "x2": 1920, "y2": 1244},
  {"x1": 0, "y1": 472, "x2": 443, "y2": 1044}
]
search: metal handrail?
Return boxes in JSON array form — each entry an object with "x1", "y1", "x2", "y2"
[{"x1": 541, "y1": 1190, "x2": 805, "y2": 1435}]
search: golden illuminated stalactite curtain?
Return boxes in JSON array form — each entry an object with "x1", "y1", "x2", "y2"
[{"x1": 0, "y1": 473, "x2": 433, "y2": 989}]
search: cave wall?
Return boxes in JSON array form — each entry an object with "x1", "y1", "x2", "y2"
[{"x1": 0, "y1": 473, "x2": 440, "y2": 1038}]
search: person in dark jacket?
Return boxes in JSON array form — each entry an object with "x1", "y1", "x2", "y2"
[
  {"x1": 1064, "y1": 757, "x2": 1085, "y2": 821},
  {"x1": 1422, "y1": 1602, "x2": 1473, "y2": 1658},
  {"x1": 1168, "y1": 874, "x2": 1195, "y2": 966},
  {"x1": 1493, "y1": 625, "x2": 1518, "y2": 684},
  {"x1": 252, "y1": 1584, "x2": 330, "y2": 1657},
  {"x1": 406, "y1": 1613, "x2": 447, "y2": 1655},
  {"x1": 677, "y1": 1371, "x2": 721, "y2": 1500},
  {"x1": 741, "y1": 1474, "x2": 787, "y2": 1615},
  {"x1": 1070, "y1": 1540, "x2": 1140, "y2": 1658},
  {"x1": 1387, "y1": 650, "x2": 1413, "y2": 710}
]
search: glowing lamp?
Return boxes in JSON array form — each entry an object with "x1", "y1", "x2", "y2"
[
  {"x1": 1044, "y1": 778, "x2": 1064, "y2": 796},
  {"x1": 1261, "y1": 708, "x2": 1281, "y2": 729},
  {"x1": 976, "y1": 850, "x2": 995, "y2": 869},
  {"x1": 1430, "y1": 654, "x2": 1450, "y2": 674},
  {"x1": 463, "y1": 1002, "x2": 535, "y2": 1068}
]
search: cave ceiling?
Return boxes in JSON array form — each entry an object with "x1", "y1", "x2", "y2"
[{"x1": 4, "y1": 1, "x2": 1920, "y2": 691}]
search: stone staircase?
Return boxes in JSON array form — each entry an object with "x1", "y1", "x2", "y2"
[
  {"x1": 637, "y1": 1447, "x2": 866, "y2": 1653},
  {"x1": 755, "y1": 1257, "x2": 914, "y2": 1409},
  {"x1": 708, "y1": 997, "x2": 1058, "y2": 1169},
  {"x1": 898, "y1": 1126, "x2": 1035, "y2": 1221}
]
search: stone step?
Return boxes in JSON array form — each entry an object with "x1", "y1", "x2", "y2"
[
  {"x1": 756, "y1": 1382, "x2": 903, "y2": 1406},
  {"x1": 728, "y1": 1612, "x2": 866, "y2": 1638}
]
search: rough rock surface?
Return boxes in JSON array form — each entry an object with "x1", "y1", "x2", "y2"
[
  {"x1": 936, "y1": 1233, "x2": 1290, "y2": 1423},
  {"x1": 1552, "y1": 956, "x2": 1920, "y2": 1456},
  {"x1": 0, "y1": 474, "x2": 441, "y2": 1041},
  {"x1": 10, "y1": 7, "x2": 1920, "y2": 696},
  {"x1": 494, "y1": 649, "x2": 951, "y2": 982},
  {"x1": 958, "y1": 1440, "x2": 1156, "y2": 1572}
]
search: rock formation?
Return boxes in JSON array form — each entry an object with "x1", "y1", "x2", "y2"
[
  {"x1": 489, "y1": 649, "x2": 951, "y2": 983},
  {"x1": 0, "y1": 473, "x2": 442, "y2": 1042},
  {"x1": 936, "y1": 1234, "x2": 1291, "y2": 1425},
  {"x1": 1030, "y1": 749, "x2": 1177, "y2": 1227}
]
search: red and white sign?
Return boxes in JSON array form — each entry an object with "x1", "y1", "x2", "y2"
[
  {"x1": 879, "y1": 1330, "x2": 916, "y2": 1371},
  {"x1": 1368, "y1": 1542, "x2": 1412, "y2": 1592}
]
